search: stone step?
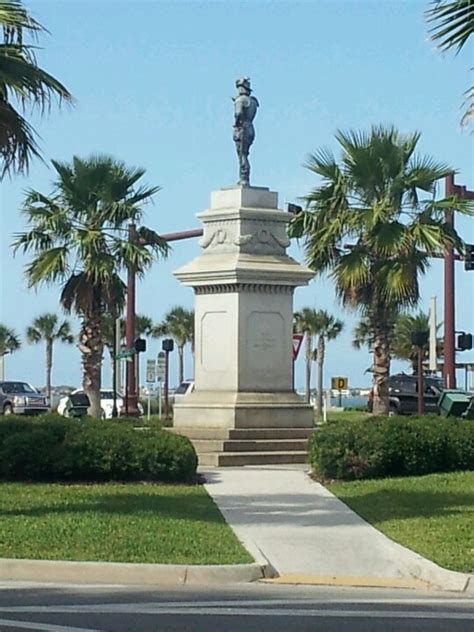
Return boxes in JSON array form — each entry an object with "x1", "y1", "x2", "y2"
[
  {"x1": 229, "y1": 428, "x2": 314, "y2": 440},
  {"x1": 192, "y1": 439, "x2": 309, "y2": 453},
  {"x1": 170, "y1": 427, "x2": 315, "y2": 440},
  {"x1": 199, "y1": 451, "x2": 308, "y2": 467}
]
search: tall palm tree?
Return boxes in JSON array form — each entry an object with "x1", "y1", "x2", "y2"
[
  {"x1": 354, "y1": 310, "x2": 443, "y2": 374},
  {"x1": 26, "y1": 313, "x2": 73, "y2": 402},
  {"x1": 13, "y1": 155, "x2": 169, "y2": 416},
  {"x1": 426, "y1": 1, "x2": 473, "y2": 127},
  {"x1": 289, "y1": 126, "x2": 468, "y2": 415},
  {"x1": 153, "y1": 307, "x2": 194, "y2": 385},
  {"x1": 0, "y1": 0, "x2": 74, "y2": 178},
  {"x1": 392, "y1": 311, "x2": 443, "y2": 374},
  {"x1": 294, "y1": 308, "x2": 319, "y2": 403},
  {"x1": 312, "y1": 310, "x2": 344, "y2": 416},
  {"x1": 0, "y1": 323, "x2": 20, "y2": 380}
]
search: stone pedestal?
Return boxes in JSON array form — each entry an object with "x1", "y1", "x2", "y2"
[{"x1": 173, "y1": 186, "x2": 315, "y2": 433}]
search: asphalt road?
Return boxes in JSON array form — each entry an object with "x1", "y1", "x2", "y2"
[{"x1": 0, "y1": 582, "x2": 473, "y2": 631}]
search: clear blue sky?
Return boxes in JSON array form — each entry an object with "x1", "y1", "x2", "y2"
[{"x1": 1, "y1": 0, "x2": 473, "y2": 390}]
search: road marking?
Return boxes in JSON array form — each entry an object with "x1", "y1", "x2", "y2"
[
  {"x1": 2, "y1": 597, "x2": 474, "y2": 611},
  {"x1": 0, "y1": 606, "x2": 472, "y2": 620},
  {"x1": 0, "y1": 619, "x2": 103, "y2": 632}
]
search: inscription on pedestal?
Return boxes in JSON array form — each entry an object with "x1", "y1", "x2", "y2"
[{"x1": 245, "y1": 311, "x2": 286, "y2": 388}]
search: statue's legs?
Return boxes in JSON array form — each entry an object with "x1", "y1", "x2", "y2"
[
  {"x1": 239, "y1": 153, "x2": 250, "y2": 186},
  {"x1": 238, "y1": 137, "x2": 251, "y2": 186}
]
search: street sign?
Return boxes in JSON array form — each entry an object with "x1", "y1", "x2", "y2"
[
  {"x1": 117, "y1": 347, "x2": 134, "y2": 360},
  {"x1": 146, "y1": 359, "x2": 156, "y2": 383},
  {"x1": 331, "y1": 376, "x2": 348, "y2": 391},
  {"x1": 157, "y1": 351, "x2": 166, "y2": 381},
  {"x1": 292, "y1": 333, "x2": 304, "y2": 360}
]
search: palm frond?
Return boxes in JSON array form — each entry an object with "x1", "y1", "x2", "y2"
[{"x1": 426, "y1": 0, "x2": 474, "y2": 53}]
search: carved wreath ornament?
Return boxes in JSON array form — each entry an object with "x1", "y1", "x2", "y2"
[{"x1": 200, "y1": 228, "x2": 289, "y2": 249}]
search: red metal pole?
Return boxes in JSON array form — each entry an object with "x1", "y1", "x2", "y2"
[
  {"x1": 444, "y1": 174, "x2": 456, "y2": 389},
  {"x1": 443, "y1": 175, "x2": 474, "y2": 389},
  {"x1": 125, "y1": 223, "x2": 139, "y2": 416}
]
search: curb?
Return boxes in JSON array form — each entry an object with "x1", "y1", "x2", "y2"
[{"x1": 0, "y1": 557, "x2": 273, "y2": 586}]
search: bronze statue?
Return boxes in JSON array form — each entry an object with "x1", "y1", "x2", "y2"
[{"x1": 233, "y1": 77, "x2": 259, "y2": 187}]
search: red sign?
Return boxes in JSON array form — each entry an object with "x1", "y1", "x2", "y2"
[{"x1": 292, "y1": 333, "x2": 304, "y2": 360}]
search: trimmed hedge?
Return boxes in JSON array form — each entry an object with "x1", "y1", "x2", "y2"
[
  {"x1": 0, "y1": 415, "x2": 197, "y2": 483},
  {"x1": 309, "y1": 415, "x2": 474, "y2": 480}
]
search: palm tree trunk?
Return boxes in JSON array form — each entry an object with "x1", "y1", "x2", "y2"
[
  {"x1": 0, "y1": 354, "x2": 4, "y2": 381},
  {"x1": 305, "y1": 333, "x2": 312, "y2": 404},
  {"x1": 316, "y1": 335, "x2": 325, "y2": 416},
  {"x1": 178, "y1": 345, "x2": 184, "y2": 384},
  {"x1": 45, "y1": 339, "x2": 53, "y2": 404},
  {"x1": 81, "y1": 310, "x2": 103, "y2": 417},
  {"x1": 372, "y1": 324, "x2": 391, "y2": 416}
]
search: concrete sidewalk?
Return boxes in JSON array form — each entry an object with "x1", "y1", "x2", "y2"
[{"x1": 202, "y1": 465, "x2": 473, "y2": 592}]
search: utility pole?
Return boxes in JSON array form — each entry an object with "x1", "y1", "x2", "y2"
[{"x1": 443, "y1": 174, "x2": 474, "y2": 390}]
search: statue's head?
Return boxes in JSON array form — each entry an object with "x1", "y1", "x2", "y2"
[{"x1": 236, "y1": 77, "x2": 252, "y2": 94}]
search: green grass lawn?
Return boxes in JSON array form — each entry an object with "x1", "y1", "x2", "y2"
[
  {"x1": 0, "y1": 482, "x2": 253, "y2": 565},
  {"x1": 328, "y1": 471, "x2": 474, "y2": 574},
  {"x1": 314, "y1": 409, "x2": 371, "y2": 425}
]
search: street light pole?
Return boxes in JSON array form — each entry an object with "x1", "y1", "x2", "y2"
[{"x1": 124, "y1": 228, "x2": 203, "y2": 417}]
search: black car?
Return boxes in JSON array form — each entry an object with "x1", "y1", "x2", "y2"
[{"x1": 367, "y1": 373, "x2": 444, "y2": 415}]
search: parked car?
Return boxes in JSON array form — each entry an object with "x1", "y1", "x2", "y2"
[
  {"x1": 57, "y1": 389, "x2": 144, "y2": 418},
  {"x1": 367, "y1": 373, "x2": 444, "y2": 415},
  {"x1": 170, "y1": 380, "x2": 194, "y2": 406},
  {"x1": 0, "y1": 381, "x2": 49, "y2": 415}
]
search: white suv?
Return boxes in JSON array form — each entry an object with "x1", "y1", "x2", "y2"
[{"x1": 57, "y1": 390, "x2": 144, "y2": 418}]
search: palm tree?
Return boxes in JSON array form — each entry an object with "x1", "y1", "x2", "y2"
[
  {"x1": 312, "y1": 310, "x2": 344, "y2": 416},
  {"x1": 354, "y1": 310, "x2": 443, "y2": 374},
  {"x1": 0, "y1": 0, "x2": 74, "y2": 178},
  {"x1": 153, "y1": 307, "x2": 194, "y2": 385},
  {"x1": 294, "y1": 308, "x2": 319, "y2": 403},
  {"x1": 392, "y1": 311, "x2": 443, "y2": 374},
  {"x1": 426, "y1": 1, "x2": 473, "y2": 127},
  {"x1": 13, "y1": 155, "x2": 169, "y2": 416},
  {"x1": 289, "y1": 126, "x2": 467, "y2": 415},
  {"x1": 26, "y1": 313, "x2": 73, "y2": 402},
  {"x1": 0, "y1": 323, "x2": 20, "y2": 380}
]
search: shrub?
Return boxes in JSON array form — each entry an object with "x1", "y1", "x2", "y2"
[
  {"x1": 308, "y1": 415, "x2": 474, "y2": 480},
  {"x1": 0, "y1": 416, "x2": 197, "y2": 483}
]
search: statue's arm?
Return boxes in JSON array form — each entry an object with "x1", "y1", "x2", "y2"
[{"x1": 234, "y1": 98, "x2": 244, "y2": 125}]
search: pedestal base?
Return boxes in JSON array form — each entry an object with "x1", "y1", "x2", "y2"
[{"x1": 173, "y1": 390, "x2": 313, "y2": 429}]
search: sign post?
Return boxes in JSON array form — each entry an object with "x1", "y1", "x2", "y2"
[
  {"x1": 292, "y1": 333, "x2": 304, "y2": 392},
  {"x1": 146, "y1": 359, "x2": 156, "y2": 421},
  {"x1": 156, "y1": 352, "x2": 166, "y2": 419},
  {"x1": 292, "y1": 333, "x2": 304, "y2": 361},
  {"x1": 331, "y1": 376, "x2": 348, "y2": 408}
]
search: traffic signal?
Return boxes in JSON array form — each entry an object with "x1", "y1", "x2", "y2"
[
  {"x1": 162, "y1": 338, "x2": 174, "y2": 352},
  {"x1": 134, "y1": 338, "x2": 146, "y2": 353},
  {"x1": 411, "y1": 331, "x2": 429, "y2": 347},
  {"x1": 465, "y1": 244, "x2": 474, "y2": 271},
  {"x1": 457, "y1": 333, "x2": 473, "y2": 351}
]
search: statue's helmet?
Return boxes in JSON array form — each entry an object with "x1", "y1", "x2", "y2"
[{"x1": 236, "y1": 77, "x2": 251, "y2": 92}]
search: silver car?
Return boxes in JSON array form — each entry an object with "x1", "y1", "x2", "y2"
[{"x1": 0, "y1": 381, "x2": 49, "y2": 415}]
